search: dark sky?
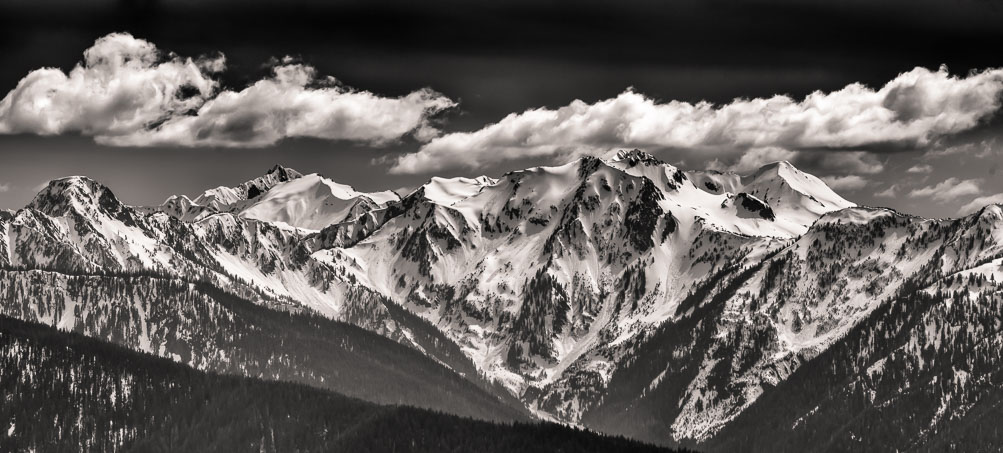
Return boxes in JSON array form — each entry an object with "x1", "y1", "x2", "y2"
[{"x1": 1, "y1": 0, "x2": 1002, "y2": 217}]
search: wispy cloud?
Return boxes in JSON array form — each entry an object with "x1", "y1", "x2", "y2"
[
  {"x1": 908, "y1": 177, "x2": 983, "y2": 203},
  {"x1": 958, "y1": 193, "x2": 1003, "y2": 215},
  {"x1": 906, "y1": 164, "x2": 933, "y2": 174},
  {"x1": 0, "y1": 183, "x2": 10, "y2": 193},
  {"x1": 924, "y1": 138, "x2": 999, "y2": 159},
  {"x1": 875, "y1": 184, "x2": 900, "y2": 198},
  {"x1": 821, "y1": 175, "x2": 870, "y2": 191}
]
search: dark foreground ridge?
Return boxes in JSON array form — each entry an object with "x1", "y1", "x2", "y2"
[{"x1": 0, "y1": 315, "x2": 688, "y2": 453}]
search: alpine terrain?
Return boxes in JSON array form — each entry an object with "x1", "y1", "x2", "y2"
[{"x1": 2, "y1": 150, "x2": 1001, "y2": 451}]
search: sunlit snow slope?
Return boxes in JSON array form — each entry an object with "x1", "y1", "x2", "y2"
[{"x1": 3, "y1": 152, "x2": 1002, "y2": 451}]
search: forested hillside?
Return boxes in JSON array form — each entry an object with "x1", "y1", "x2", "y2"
[
  {"x1": 0, "y1": 269, "x2": 525, "y2": 422},
  {"x1": 0, "y1": 315, "x2": 682, "y2": 453},
  {"x1": 706, "y1": 287, "x2": 1003, "y2": 452}
]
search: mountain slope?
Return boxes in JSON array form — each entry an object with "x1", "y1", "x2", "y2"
[
  {"x1": 0, "y1": 315, "x2": 680, "y2": 453},
  {"x1": 0, "y1": 269, "x2": 525, "y2": 422},
  {"x1": 192, "y1": 164, "x2": 303, "y2": 212},
  {"x1": 238, "y1": 173, "x2": 399, "y2": 231},
  {"x1": 581, "y1": 203, "x2": 1003, "y2": 446},
  {"x1": 707, "y1": 286, "x2": 1003, "y2": 452},
  {"x1": 3, "y1": 154, "x2": 1003, "y2": 450},
  {"x1": 312, "y1": 151, "x2": 849, "y2": 420}
]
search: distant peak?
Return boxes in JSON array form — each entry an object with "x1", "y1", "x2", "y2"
[
  {"x1": 747, "y1": 160, "x2": 817, "y2": 187},
  {"x1": 610, "y1": 149, "x2": 664, "y2": 166},
  {"x1": 428, "y1": 175, "x2": 497, "y2": 186},
  {"x1": 35, "y1": 176, "x2": 108, "y2": 200},
  {"x1": 163, "y1": 194, "x2": 192, "y2": 203},
  {"x1": 751, "y1": 160, "x2": 798, "y2": 176},
  {"x1": 815, "y1": 206, "x2": 898, "y2": 226},
  {"x1": 161, "y1": 194, "x2": 194, "y2": 208},
  {"x1": 29, "y1": 176, "x2": 123, "y2": 216},
  {"x1": 266, "y1": 165, "x2": 303, "y2": 182},
  {"x1": 193, "y1": 165, "x2": 305, "y2": 209},
  {"x1": 974, "y1": 203, "x2": 1003, "y2": 222},
  {"x1": 421, "y1": 175, "x2": 497, "y2": 206},
  {"x1": 473, "y1": 175, "x2": 499, "y2": 186}
]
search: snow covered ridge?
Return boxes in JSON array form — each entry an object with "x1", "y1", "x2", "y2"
[
  {"x1": 3, "y1": 155, "x2": 1003, "y2": 450},
  {"x1": 140, "y1": 155, "x2": 854, "y2": 238},
  {"x1": 145, "y1": 165, "x2": 401, "y2": 231}
]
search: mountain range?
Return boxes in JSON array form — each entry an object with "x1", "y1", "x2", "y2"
[{"x1": 2, "y1": 149, "x2": 1001, "y2": 451}]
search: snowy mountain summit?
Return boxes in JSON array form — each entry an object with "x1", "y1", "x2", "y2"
[
  {"x1": 2, "y1": 153, "x2": 1002, "y2": 451},
  {"x1": 194, "y1": 164, "x2": 304, "y2": 211}
]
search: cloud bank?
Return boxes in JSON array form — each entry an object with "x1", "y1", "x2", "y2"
[
  {"x1": 908, "y1": 177, "x2": 983, "y2": 203},
  {"x1": 0, "y1": 33, "x2": 455, "y2": 147},
  {"x1": 959, "y1": 193, "x2": 1003, "y2": 215},
  {"x1": 821, "y1": 175, "x2": 870, "y2": 191},
  {"x1": 390, "y1": 66, "x2": 1003, "y2": 173},
  {"x1": 875, "y1": 184, "x2": 900, "y2": 198}
]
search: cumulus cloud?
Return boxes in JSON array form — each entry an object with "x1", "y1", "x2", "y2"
[
  {"x1": 821, "y1": 175, "x2": 870, "y2": 191},
  {"x1": 906, "y1": 164, "x2": 933, "y2": 174},
  {"x1": 104, "y1": 64, "x2": 455, "y2": 147},
  {"x1": 908, "y1": 177, "x2": 983, "y2": 202},
  {"x1": 0, "y1": 33, "x2": 455, "y2": 147},
  {"x1": 390, "y1": 65, "x2": 1003, "y2": 173},
  {"x1": 958, "y1": 193, "x2": 1003, "y2": 215},
  {"x1": 0, "y1": 33, "x2": 219, "y2": 137}
]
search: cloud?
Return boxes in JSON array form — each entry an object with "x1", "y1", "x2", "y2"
[
  {"x1": 708, "y1": 148, "x2": 885, "y2": 179},
  {"x1": 906, "y1": 164, "x2": 933, "y2": 174},
  {"x1": 729, "y1": 147, "x2": 798, "y2": 173},
  {"x1": 0, "y1": 33, "x2": 455, "y2": 147},
  {"x1": 799, "y1": 151, "x2": 885, "y2": 175},
  {"x1": 924, "y1": 138, "x2": 999, "y2": 158},
  {"x1": 875, "y1": 184, "x2": 900, "y2": 198},
  {"x1": 390, "y1": 65, "x2": 1003, "y2": 173},
  {"x1": 958, "y1": 193, "x2": 1003, "y2": 215},
  {"x1": 0, "y1": 33, "x2": 219, "y2": 137},
  {"x1": 908, "y1": 177, "x2": 983, "y2": 202},
  {"x1": 0, "y1": 183, "x2": 9, "y2": 193},
  {"x1": 820, "y1": 175, "x2": 870, "y2": 191},
  {"x1": 104, "y1": 64, "x2": 455, "y2": 147}
]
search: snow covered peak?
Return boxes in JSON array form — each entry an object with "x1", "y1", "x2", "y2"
[
  {"x1": 975, "y1": 203, "x2": 1003, "y2": 222},
  {"x1": 814, "y1": 206, "x2": 899, "y2": 227},
  {"x1": 668, "y1": 160, "x2": 856, "y2": 237},
  {"x1": 29, "y1": 176, "x2": 123, "y2": 216},
  {"x1": 162, "y1": 194, "x2": 192, "y2": 205},
  {"x1": 737, "y1": 160, "x2": 855, "y2": 226},
  {"x1": 192, "y1": 165, "x2": 305, "y2": 210},
  {"x1": 144, "y1": 155, "x2": 854, "y2": 241},
  {"x1": 743, "y1": 160, "x2": 851, "y2": 209},
  {"x1": 472, "y1": 175, "x2": 498, "y2": 186},
  {"x1": 421, "y1": 175, "x2": 498, "y2": 206},
  {"x1": 266, "y1": 164, "x2": 303, "y2": 182},
  {"x1": 608, "y1": 149, "x2": 664, "y2": 167},
  {"x1": 238, "y1": 173, "x2": 399, "y2": 231},
  {"x1": 750, "y1": 160, "x2": 796, "y2": 176},
  {"x1": 159, "y1": 194, "x2": 211, "y2": 222}
]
